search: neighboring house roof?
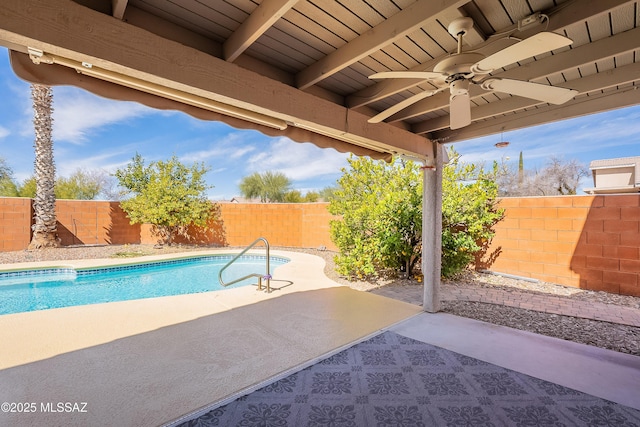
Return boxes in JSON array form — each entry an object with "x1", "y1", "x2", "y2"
[
  {"x1": 585, "y1": 156, "x2": 640, "y2": 194},
  {"x1": 228, "y1": 197, "x2": 261, "y2": 204}
]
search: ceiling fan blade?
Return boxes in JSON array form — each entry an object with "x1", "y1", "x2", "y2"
[
  {"x1": 481, "y1": 78, "x2": 578, "y2": 105},
  {"x1": 471, "y1": 32, "x2": 573, "y2": 74},
  {"x1": 369, "y1": 71, "x2": 445, "y2": 80},
  {"x1": 449, "y1": 92, "x2": 471, "y2": 130},
  {"x1": 368, "y1": 89, "x2": 442, "y2": 123}
]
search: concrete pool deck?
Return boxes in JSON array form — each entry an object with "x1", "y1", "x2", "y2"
[{"x1": 0, "y1": 250, "x2": 422, "y2": 426}]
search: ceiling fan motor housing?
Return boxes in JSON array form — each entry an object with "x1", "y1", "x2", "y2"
[{"x1": 433, "y1": 52, "x2": 485, "y2": 81}]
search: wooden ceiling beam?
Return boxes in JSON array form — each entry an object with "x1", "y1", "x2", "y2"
[
  {"x1": 223, "y1": 0, "x2": 299, "y2": 62},
  {"x1": 111, "y1": 0, "x2": 128, "y2": 20},
  {"x1": 347, "y1": 0, "x2": 631, "y2": 109},
  {"x1": 295, "y1": 0, "x2": 470, "y2": 90}
]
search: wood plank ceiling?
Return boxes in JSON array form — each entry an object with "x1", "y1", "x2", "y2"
[{"x1": 0, "y1": 0, "x2": 638, "y2": 158}]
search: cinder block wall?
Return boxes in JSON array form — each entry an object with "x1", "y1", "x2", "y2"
[
  {"x1": 2, "y1": 196, "x2": 638, "y2": 296},
  {"x1": 0, "y1": 198, "x2": 337, "y2": 251},
  {"x1": 0, "y1": 197, "x2": 32, "y2": 251},
  {"x1": 483, "y1": 195, "x2": 640, "y2": 296},
  {"x1": 213, "y1": 202, "x2": 337, "y2": 250},
  {"x1": 54, "y1": 200, "x2": 144, "y2": 245}
]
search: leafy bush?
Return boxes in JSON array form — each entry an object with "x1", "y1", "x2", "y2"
[
  {"x1": 441, "y1": 151, "x2": 503, "y2": 276},
  {"x1": 115, "y1": 154, "x2": 218, "y2": 246},
  {"x1": 329, "y1": 156, "x2": 422, "y2": 279},
  {"x1": 329, "y1": 150, "x2": 503, "y2": 279}
]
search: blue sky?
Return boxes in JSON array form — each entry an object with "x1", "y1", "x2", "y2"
[{"x1": 1, "y1": 46, "x2": 639, "y2": 199}]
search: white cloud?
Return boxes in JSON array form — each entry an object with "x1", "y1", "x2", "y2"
[
  {"x1": 0, "y1": 125, "x2": 8, "y2": 139},
  {"x1": 179, "y1": 132, "x2": 257, "y2": 162},
  {"x1": 55, "y1": 149, "x2": 133, "y2": 177},
  {"x1": 246, "y1": 137, "x2": 349, "y2": 181},
  {"x1": 51, "y1": 87, "x2": 157, "y2": 144},
  {"x1": 180, "y1": 144, "x2": 255, "y2": 163}
]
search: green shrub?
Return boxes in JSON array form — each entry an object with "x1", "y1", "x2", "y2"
[
  {"x1": 329, "y1": 149, "x2": 503, "y2": 279},
  {"x1": 441, "y1": 151, "x2": 504, "y2": 276},
  {"x1": 329, "y1": 156, "x2": 423, "y2": 279},
  {"x1": 115, "y1": 154, "x2": 218, "y2": 246}
]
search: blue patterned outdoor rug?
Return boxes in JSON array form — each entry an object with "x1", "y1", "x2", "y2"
[{"x1": 176, "y1": 331, "x2": 640, "y2": 426}]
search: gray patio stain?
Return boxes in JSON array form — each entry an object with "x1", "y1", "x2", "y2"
[{"x1": 175, "y1": 331, "x2": 640, "y2": 427}]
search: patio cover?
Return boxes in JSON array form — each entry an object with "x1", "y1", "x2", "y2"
[
  {"x1": 1, "y1": 0, "x2": 639, "y2": 160},
  {"x1": 9, "y1": 50, "x2": 390, "y2": 161}
]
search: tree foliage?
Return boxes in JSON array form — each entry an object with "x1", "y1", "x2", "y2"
[
  {"x1": 115, "y1": 154, "x2": 217, "y2": 245},
  {"x1": 283, "y1": 190, "x2": 303, "y2": 203},
  {"x1": 497, "y1": 155, "x2": 589, "y2": 197},
  {"x1": 238, "y1": 171, "x2": 324, "y2": 203},
  {"x1": 0, "y1": 178, "x2": 18, "y2": 197},
  {"x1": 0, "y1": 157, "x2": 12, "y2": 181},
  {"x1": 441, "y1": 151, "x2": 504, "y2": 277},
  {"x1": 302, "y1": 191, "x2": 320, "y2": 202},
  {"x1": 18, "y1": 177, "x2": 36, "y2": 198},
  {"x1": 319, "y1": 186, "x2": 338, "y2": 202},
  {"x1": 10, "y1": 169, "x2": 111, "y2": 200},
  {"x1": 329, "y1": 156, "x2": 422, "y2": 279},
  {"x1": 282, "y1": 190, "x2": 321, "y2": 203},
  {"x1": 0, "y1": 157, "x2": 19, "y2": 196},
  {"x1": 329, "y1": 151, "x2": 503, "y2": 279},
  {"x1": 56, "y1": 169, "x2": 107, "y2": 200},
  {"x1": 239, "y1": 171, "x2": 292, "y2": 202}
]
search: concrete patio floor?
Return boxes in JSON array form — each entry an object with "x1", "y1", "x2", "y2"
[
  {"x1": 0, "y1": 250, "x2": 638, "y2": 426},
  {"x1": 0, "y1": 250, "x2": 421, "y2": 426},
  {"x1": 391, "y1": 313, "x2": 640, "y2": 411}
]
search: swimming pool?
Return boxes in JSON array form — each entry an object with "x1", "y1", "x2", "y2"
[{"x1": 0, "y1": 255, "x2": 288, "y2": 315}]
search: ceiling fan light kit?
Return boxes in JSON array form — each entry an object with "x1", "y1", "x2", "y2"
[{"x1": 367, "y1": 17, "x2": 579, "y2": 130}]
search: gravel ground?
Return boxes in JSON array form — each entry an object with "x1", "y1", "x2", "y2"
[{"x1": 1, "y1": 244, "x2": 639, "y2": 356}]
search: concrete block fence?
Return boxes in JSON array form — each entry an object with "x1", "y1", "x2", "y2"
[
  {"x1": 1, "y1": 195, "x2": 638, "y2": 296},
  {"x1": 484, "y1": 194, "x2": 640, "y2": 296},
  {"x1": 0, "y1": 198, "x2": 338, "y2": 252}
]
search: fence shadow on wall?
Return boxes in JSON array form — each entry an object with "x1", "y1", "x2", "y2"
[
  {"x1": 104, "y1": 201, "x2": 228, "y2": 247},
  {"x1": 168, "y1": 203, "x2": 228, "y2": 247},
  {"x1": 106, "y1": 202, "x2": 141, "y2": 244},
  {"x1": 56, "y1": 221, "x2": 83, "y2": 246},
  {"x1": 569, "y1": 195, "x2": 640, "y2": 296}
]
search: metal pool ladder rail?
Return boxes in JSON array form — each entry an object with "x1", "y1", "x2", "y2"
[{"x1": 218, "y1": 237, "x2": 272, "y2": 292}]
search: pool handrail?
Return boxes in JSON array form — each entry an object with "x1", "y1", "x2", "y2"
[{"x1": 218, "y1": 237, "x2": 271, "y2": 292}]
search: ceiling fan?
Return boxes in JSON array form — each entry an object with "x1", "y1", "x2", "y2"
[{"x1": 368, "y1": 17, "x2": 579, "y2": 129}]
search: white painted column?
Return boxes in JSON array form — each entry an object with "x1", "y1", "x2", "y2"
[{"x1": 422, "y1": 141, "x2": 443, "y2": 313}]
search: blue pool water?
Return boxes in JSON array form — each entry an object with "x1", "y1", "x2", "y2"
[{"x1": 0, "y1": 255, "x2": 288, "y2": 315}]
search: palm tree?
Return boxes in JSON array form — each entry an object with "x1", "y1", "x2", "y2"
[{"x1": 28, "y1": 84, "x2": 59, "y2": 249}]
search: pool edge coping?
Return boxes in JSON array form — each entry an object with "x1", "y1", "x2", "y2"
[{"x1": 0, "y1": 248, "x2": 293, "y2": 274}]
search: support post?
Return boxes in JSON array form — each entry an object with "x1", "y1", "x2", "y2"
[{"x1": 422, "y1": 141, "x2": 443, "y2": 313}]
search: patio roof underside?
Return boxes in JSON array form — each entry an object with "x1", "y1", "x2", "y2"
[{"x1": 0, "y1": 0, "x2": 638, "y2": 160}]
